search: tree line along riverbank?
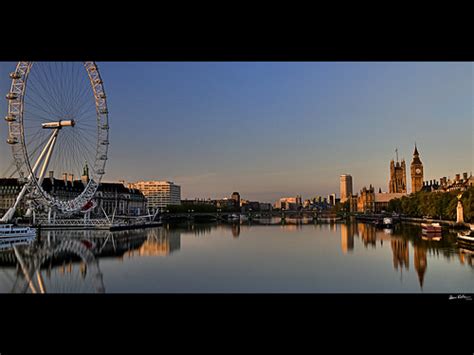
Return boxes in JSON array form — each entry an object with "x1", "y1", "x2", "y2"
[{"x1": 386, "y1": 187, "x2": 473, "y2": 223}]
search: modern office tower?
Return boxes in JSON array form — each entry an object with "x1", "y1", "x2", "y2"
[{"x1": 340, "y1": 174, "x2": 353, "y2": 203}]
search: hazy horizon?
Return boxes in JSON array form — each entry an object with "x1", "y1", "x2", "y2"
[{"x1": 0, "y1": 62, "x2": 472, "y2": 203}]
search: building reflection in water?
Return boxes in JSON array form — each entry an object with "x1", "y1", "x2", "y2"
[
  {"x1": 458, "y1": 246, "x2": 474, "y2": 267},
  {"x1": 124, "y1": 228, "x2": 181, "y2": 258},
  {"x1": 1, "y1": 222, "x2": 473, "y2": 293},
  {"x1": 231, "y1": 223, "x2": 240, "y2": 238},
  {"x1": 391, "y1": 239, "x2": 409, "y2": 271},
  {"x1": 358, "y1": 223, "x2": 376, "y2": 248},
  {"x1": 179, "y1": 223, "x2": 214, "y2": 237},
  {"x1": 279, "y1": 223, "x2": 303, "y2": 232},
  {"x1": 413, "y1": 244, "x2": 427, "y2": 288},
  {"x1": 340, "y1": 223, "x2": 356, "y2": 254}
]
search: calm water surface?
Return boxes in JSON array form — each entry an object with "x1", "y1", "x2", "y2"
[{"x1": 1, "y1": 219, "x2": 473, "y2": 293}]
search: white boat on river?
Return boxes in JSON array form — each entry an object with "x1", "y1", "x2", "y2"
[
  {"x1": 0, "y1": 224, "x2": 37, "y2": 249},
  {"x1": 457, "y1": 230, "x2": 474, "y2": 243}
]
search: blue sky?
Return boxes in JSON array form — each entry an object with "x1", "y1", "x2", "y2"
[{"x1": 0, "y1": 62, "x2": 472, "y2": 202}]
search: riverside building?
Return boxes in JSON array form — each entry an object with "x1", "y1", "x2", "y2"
[{"x1": 128, "y1": 181, "x2": 181, "y2": 209}]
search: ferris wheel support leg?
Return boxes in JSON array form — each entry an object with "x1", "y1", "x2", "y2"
[
  {"x1": 36, "y1": 129, "x2": 59, "y2": 188},
  {"x1": 1, "y1": 129, "x2": 60, "y2": 223},
  {"x1": 1, "y1": 183, "x2": 28, "y2": 222},
  {"x1": 25, "y1": 130, "x2": 59, "y2": 219},
  {"x1": 35, "y1": 268, "x2": 46, "y2": 294},
  {"x1": 13, "y1": 245, "x2": 37, "y2": 294}
]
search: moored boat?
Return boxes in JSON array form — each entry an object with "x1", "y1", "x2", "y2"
[
  {"x1": 383, "y1": 217, "x2": 393, "y2": 228},
  {"x1": 0, "y1": 224, "x2": 37, "y2": 249},
  {"x1": 457, "y1": 230, "x2": 474, "y2": 243},
  {"x1": 0, "y1": 224, "x2": 36, "y2": 238},
  {"x1": 421, "y1": 222, "x2": 442, "y2": 234}
]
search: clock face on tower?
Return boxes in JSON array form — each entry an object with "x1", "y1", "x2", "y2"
[{"x1": 415, "y1": 168, "x2": 421, "y2": 174}]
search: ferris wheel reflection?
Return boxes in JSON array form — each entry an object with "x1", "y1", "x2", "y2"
[{"x1": 0, "y1": 227, "x2": 188, "y2": 293}]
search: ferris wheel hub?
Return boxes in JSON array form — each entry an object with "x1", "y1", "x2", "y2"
[{"x1": 41, "y1": 120, "x2": 75, "y2": 129}]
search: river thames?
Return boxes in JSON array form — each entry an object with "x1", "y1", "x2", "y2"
[{"x1": 0, "y1": 219, "x2": 473, "y2": 293}]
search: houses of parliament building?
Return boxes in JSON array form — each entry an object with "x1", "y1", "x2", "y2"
[
  {"x1": 355, "y1": 145, "x2": 425, "y2": 213},
  {"x1": 389, "y1": 144, "x2": 424, "y2": 194}
]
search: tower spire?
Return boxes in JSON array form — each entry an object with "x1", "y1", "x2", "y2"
[
  {"x1": 83, "y1": 160, "x2": 89, "y2": 178},
  {"x1": 395, "y1": 148, "x2": 399, "y2": 163},
  {"x1": 414, "y1": 142, "x2": 419, "y2": 156}
]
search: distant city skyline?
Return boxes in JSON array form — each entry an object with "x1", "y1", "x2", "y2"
[{"x1": 0, "y1": 62, "x2": 472, "y2": 202}]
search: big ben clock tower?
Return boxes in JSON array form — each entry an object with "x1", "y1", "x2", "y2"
[{"x1": 411, "y1": 144, "x2": 424, "y2": 193}]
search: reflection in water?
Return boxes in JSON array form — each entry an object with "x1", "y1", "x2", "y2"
[
  {"x1": 338, "y1": 221, "x2": 474, "y2": 289},
  {"x1": 413, "y1": 245, "x2": 427, "y2": 288},
  {"x1": 0, "y1": 235, "x2": 105, "y2": 293},
  {"x1": 125, "y1": 228, "x2": 181, "y2": 257},
  {"x1": 0, "y1": 221, "x2": 472, "y2": 293},
  {"x1": 391, "y1": 239, "x2": 410, "y2": 271},
  {"x1": 231, "y1": 223, "x2": 240, "y2": 238},
  {"x1": 340, "y1": 224, "x2": 355, "y2": 254},
  {"x1": 279, "y1": 224, "x2": 303, "y2": 232},
  {"x1": 458, "y1": 246, "x2": 474, "y2": 267},
  {"x1": 358, "y1": 223, "x2": 376, "y2": 248},
  {"x1": 0, "y1": 227, "x2": 185, "y2": 293}
]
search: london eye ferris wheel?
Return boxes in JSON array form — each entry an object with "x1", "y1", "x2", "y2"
[{"x1": 2, "y1": 62, "x2": 110, "y2": 222}]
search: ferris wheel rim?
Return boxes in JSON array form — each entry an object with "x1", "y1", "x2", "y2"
[{"x1": 5, "y1": 61, "x2": 110, "y2": 214}]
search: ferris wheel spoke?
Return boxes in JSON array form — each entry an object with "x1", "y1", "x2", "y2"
[
  {"x1": 25, "y1": 132, "x2": 50, "y2": 168},
  {"x1": 63, "y1": 63, "x2": 77, "y2": 118},
  {"x1": 53, "y1": 136, "x2": 66, "y2": 176},
  {"x1": 34, "y1": 63, "x2": 63, "y2": 110},
  {"x1": 74, "y1": 131, "x2": 99, "y2": 162},
  {"x1": 23, "y1": 110, "x2": 57, "y2": 124},
  {"x1": 71, "y1": 89, "x2": 93, "y2": 120},
  {"x1": 25, "y1": 132, "x2": 52, "y2": 160},
  {"x1": 68, "y1": 64, "x2": 82, "y2": 118},
  {"x1": 53, "y1": 62, "x2": 70, "y2": 118},
  {"x1": 23, "y1": 101, "x2": 59, "y2": 120},
  {"x1": 73, "y1": 99, "x2": 97, "y2": 122},
  {"x1": 23, "y1": 92, "x2": 61, "y2": 120},
  {"x1": 70, "y1": 132, "x2": 95, "y2": 172},
  {"x1": 74, "y1": 72, "x2": 95, "y2": 110},
  {"x1": 44, "y1": 63, "x2": 67, "y2": 113},
  {"x1": 27, "y1": 70, "x2": 65, "y2": 118},
  {"x1": 62, "y1": 133, "x2": 77, "y2": 177},
  {"x1": 74, "y1": 129, "x2": 98, "y2": 151},
  {"x1": 65, "y1": 65, "x2": 79, "y2": 118},
  {"x1": 67, "y1": 133, "x2": 83, "y2": 177},
  {"x1": 71, "y1": 131, "x2": 88, "y2": 168},
  {"x1": 74, "y1": 103, "x2": 97, "y2": 122},
  {"x1": 75, "y1": 119, "x2": 97, "y2": 128},
  {"x1": 28, "y1": 66, "x2": 59, "y2": 115},
  {"x1": 24, "y1": 90, "x2": 62, "y2": 120}
]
